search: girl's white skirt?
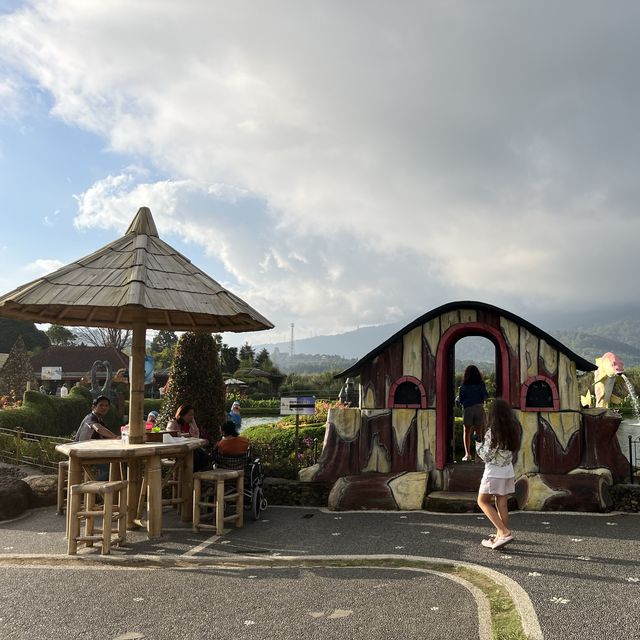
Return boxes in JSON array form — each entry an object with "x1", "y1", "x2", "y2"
[{"x1": 478, "y1": 476, "x2": 515, "y2": 496}]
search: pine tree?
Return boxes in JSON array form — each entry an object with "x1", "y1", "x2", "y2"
[
  {"x1": 157, "y1": 332, "x2": 225, "y2": 447},
  {"x1": 238, "y1": 342, "x2": 256, "y2": 368},
  {"x1": 0, "y1": 335, "x2": 36, "y2": 399}
]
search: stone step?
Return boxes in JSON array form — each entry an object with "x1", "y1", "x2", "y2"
[
  {"x1": 424, "y1": 490, "x2": 519, "y2": 513},
  {"x1": 424, "y1": 491, "x2": 481, "y2": 513},
  {"x1": 443, "y1": 462, "x2": 484, "y2": 492}
]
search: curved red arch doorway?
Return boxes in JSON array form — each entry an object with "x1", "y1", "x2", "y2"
[{"x1": 435, "y1": 322, "x2": 511, "y2": 469}]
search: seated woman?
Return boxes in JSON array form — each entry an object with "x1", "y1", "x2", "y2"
[
  {"x1": 166, "y1": 404, "x2": 200, "y2": 437},
  {"x1": 212, "y1": 420, "x2": 250, "y2": 469},
  {"x1": 217, "y1": 420, "x2": 250, "y2": 456},
  {"x1": 166, "y1": 404, "x2": 208, "y2": 471}
]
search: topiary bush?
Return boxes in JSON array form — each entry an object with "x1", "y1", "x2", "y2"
[
  {"x1": 157, "y1": 332, "x2": 225, "y2": 447},
  {"x1": 0, "y1": 385, "x2": 119, "y2": 437}
]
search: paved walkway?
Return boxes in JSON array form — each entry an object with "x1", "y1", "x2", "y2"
[{"x1": 1, "y1": 505, "x2": 639, "y2": 639}]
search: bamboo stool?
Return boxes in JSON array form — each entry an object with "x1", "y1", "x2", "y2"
[
  {"x1": 57, "y1": 461, "x2": 126, "y2": 515},
  {"x1": 136, "y1": 458, "x2": 185, "y2": 519},
  {"x1": 193, "y1": 469, "x2": 244, "y2": 534},
  {"x1": 67, "y1": 480, "x2": 128, "y2": 555},
  {"x1": 56, "y1": 461, "x2": 69, "y2": 515}
]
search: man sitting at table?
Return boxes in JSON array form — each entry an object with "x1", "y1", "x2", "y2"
[
  {"x1": 75, "y1": 395, "x2": 118, "y2": 441},
  {"x1": 74, "y1": 395, "x2": 117, "y2": 481}
]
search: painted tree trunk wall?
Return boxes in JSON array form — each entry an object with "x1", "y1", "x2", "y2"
[{"x1": 312, "y1": 307, "x2": 611, "y2": 511}]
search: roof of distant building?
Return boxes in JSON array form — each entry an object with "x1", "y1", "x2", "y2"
[{"x1": 30, "y1": 346, "x2": 129, "y2": 377}]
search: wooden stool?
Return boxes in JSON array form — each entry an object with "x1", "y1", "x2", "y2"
[
  {"x1": 163, "y1": 458, "x2": 184, "y2": 511},
  {"x1": 56, "y1": 461, "x2": 69, "y2": 515},
  {"x1": 136, "y1": 458, "x2": 185, "y2": 520},
  {"x1": 58, "y1": 461, "x2": 116, "y2": 515},
  {"x1": 68, "y1": 480, "x2": 128, "y2": 555},
  {"x1": 193, "y1": 469, "x2": 244, "y2": 534}
]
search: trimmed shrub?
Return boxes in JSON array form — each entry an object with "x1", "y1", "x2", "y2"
[
  {"x1": 157, "y1": 332, "x2": 225, "y2": 446},
  {"x1": 0, "y1": 385, "x2": 122, "y2": 438}
]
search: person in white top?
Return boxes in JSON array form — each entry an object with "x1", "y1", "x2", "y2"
[
  {"x1": 476, "y1": 398, "x2": 521, "y2": 550},
  {"x1": 60, "y1": 383, "x2": 69, "y2": 398}
]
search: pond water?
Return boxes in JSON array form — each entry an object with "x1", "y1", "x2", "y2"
[
  {"x1": 239, "y1": 416, "x2": 278, "y2": 432},
  {"x1": 617, "y1": 418, "x2": 640, "y2": 462}
]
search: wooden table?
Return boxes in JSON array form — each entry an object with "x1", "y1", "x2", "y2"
[{"x1": 55, "y1": 438, "x2": 208, "y2": 539}]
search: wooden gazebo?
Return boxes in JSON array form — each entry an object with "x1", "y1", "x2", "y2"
[{"x1": 0, "y1": 206, "x2": 274, "y2": 443}]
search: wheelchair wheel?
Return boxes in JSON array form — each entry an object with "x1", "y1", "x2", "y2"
[{"x1": 251, "y1": 486, "x2": 263, "y2": 521}]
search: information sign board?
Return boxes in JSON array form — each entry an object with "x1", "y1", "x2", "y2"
[
  {"x1": 41, "y1": 366, "x2": 62, "y2": 381},
  {"x1": 280, "y1": 396, "x2": 316, "y2": 416}
]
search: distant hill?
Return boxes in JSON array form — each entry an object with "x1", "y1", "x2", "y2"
[
  {"x1": 553, "y1": 329, "x2": 640, "y2": 367},
  {"x1": 255, "y1": 322, "x2": 405, "y2": 360},
  {"x1": 254, "y1": 313, "x2": 640, "y2": 371}
]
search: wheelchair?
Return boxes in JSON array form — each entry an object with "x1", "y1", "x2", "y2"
[{"x1": 211, "y1": 448, "x2": 268, "y2": 521}]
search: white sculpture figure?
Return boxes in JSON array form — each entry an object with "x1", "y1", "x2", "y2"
[{"x1": 593, "y1": 352, "x2": 624, "y2": 408}]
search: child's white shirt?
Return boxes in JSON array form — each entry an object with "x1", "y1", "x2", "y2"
[{"x1": 476, "y1": 429, "x2": 514, "y2": 478}]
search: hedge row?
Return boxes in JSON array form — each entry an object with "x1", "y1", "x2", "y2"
[
  {"x1": 0, "y1": 386, "x2": 121, "y2": 438},
  {"x1": 241, "y1": 422, "x2": 326, "y2": 479}
]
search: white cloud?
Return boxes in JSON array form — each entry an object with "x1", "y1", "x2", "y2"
[
  {"x1": 2, "y1": 2, "x2": 640, "y2": 334},
  {"x1": 24, "y1": 258, "x2": 65, "y2": 276},
  {"x1": 0, "y1": 75, "x2": 22, "y2": 119}
]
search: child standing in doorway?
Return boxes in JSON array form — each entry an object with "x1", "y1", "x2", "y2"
[
  {"x1": 458, "y1": 365, "x2": 488, "y2": 461},
  {"x1": 476, "y1": 398, "x2": 521, "y2": 550}
]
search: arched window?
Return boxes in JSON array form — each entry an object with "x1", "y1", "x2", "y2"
[
  {"x1": 388, "y1": 376, "x2": 427, "y2": 409},
  {"x1": 395, "y1": 381, "x2": 421, "y2": 405},
  {"x1": 520, "y1": 375, "x2": 559, "y2": 411}
]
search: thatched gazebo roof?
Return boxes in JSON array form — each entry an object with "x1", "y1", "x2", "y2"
[
  {"x1": 0, "y1": 207, "x2": 273, "y2": 333},
  {"x1": 0, "y1": 207, "x2": 273, "y2": 443}
]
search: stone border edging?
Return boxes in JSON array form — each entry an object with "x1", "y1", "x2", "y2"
[{"x1": 0, "y1": 552, "x2": 542, "y2": 639}]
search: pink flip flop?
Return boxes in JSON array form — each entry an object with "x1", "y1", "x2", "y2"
[
  {"x1": 491, "y1": 534, "x2": 514, "y2": 549},
  {"x1": 481, "y1": 538, "x2": 495, "y2": 548}
]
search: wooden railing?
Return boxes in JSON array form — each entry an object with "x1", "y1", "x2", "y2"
[{"x1": 0, "y1": 427, "x2": 72, "y2": 471}]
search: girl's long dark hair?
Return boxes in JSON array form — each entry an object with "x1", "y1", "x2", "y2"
[
  {"x1": 175, "y1": 404, "x2": 194, "y2": 424},
  {"x1": 462, "y1": 365, "x2": 483, "y2": 386},
  {"x1": 487, "y1": 399, "x2": 521, "y2": 452}
]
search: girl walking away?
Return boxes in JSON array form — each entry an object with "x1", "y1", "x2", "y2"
[
  {"x1": 476, "y1": 399, "x2": 521, "y2": 550},
  {"x1": 458, "y1": 365, "x2": 489, "y2": 461}
]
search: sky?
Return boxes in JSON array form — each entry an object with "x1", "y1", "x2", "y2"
[{"x1": 1, "y1": 1, "x2": 639, "y2": 348}]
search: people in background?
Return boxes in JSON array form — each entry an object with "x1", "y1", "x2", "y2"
[
  {"x1": 476, "y1": 399, "x2": 520, "y2": 550},
  {"x1": 458, "y1": 365, "x2": 489, "y2": 462},
  {"x1": 146, "y1": 410, "x2": 159, "y2": 429},
  {"x1": 228, "y1": 401, "x2": 242, "y2": 429},
  {"x1": 60, "y1": 383, "x2": 69, "y2": 398}
]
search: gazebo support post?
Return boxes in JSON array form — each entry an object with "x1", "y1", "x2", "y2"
[{"x1": 129, "y1": 319, "x2": 147, "y2": 445}]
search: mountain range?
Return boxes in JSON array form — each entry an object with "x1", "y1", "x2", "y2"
[{"x1": 256, "y1": 312, "x2": 640, "y2": 370}]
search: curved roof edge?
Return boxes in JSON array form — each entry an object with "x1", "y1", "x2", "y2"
[{"x1": 335, "y1": 300, "x2": 597, "y2": 379}]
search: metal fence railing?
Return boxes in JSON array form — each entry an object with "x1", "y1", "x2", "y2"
[
  {"x1": 0, "y1": 427, "x2": 72, "y2": 471},
  {"x1": 629, "y1": 436, "x2": 640, "y2": 484}
]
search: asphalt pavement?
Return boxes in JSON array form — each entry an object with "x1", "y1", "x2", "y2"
[{"x1": 1, "y1": 505, "x2": 639, "y2": 640}]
